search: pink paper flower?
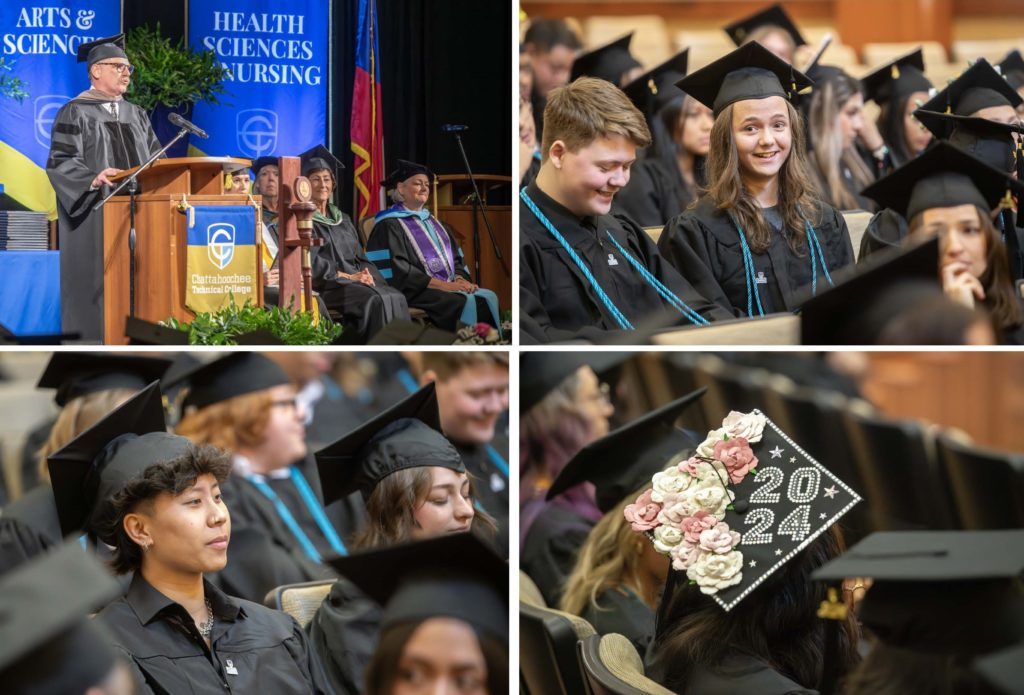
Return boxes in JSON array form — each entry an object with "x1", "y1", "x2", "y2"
[
  {"x1": 678, "y1": 456, "x2": 705, "y2": 476},
  {"x1": 671, "y1": 539, "x2": 701, "y2": 571},
  {"x1": 624, "y1": 489, "x2": 661, "y2": 532},
  {"x1": 473, "y1": 322, "x2": 492, "y2": 338},
  {"x1": 680, "y1": 511, "x2": 717, "y2": 544},
  {"x1": 698, "y1": 522, "x2": 741, "y2": 554},
  {"x1": 713, "y1": 437, "x2": 758, "y2": 485}
]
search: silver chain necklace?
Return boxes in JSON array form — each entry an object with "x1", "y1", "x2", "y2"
[{"x1": 198, "y1": 598, "x2": 214, "y2": 638}]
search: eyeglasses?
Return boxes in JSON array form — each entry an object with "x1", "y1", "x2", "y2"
[
  {"x1": 96, "y1": 62, "x2": 135, "y2": 75},
  {"x1": 269, "y1": 398, "x2": 299, "y2": 410},
  {"x1": 584, "y1": 382, "x2": 612, "y2": 405}
]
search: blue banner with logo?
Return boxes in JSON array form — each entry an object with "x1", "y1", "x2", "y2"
[
  {"x1": 188, "y1": 0, "x2": 328, "y2": 162},
  {"x1": 186, "y1": 204, "x2": 258, "y2": 313},
  {"x1": 0, "y1": 1, "x2": 120, "y2": 216}
]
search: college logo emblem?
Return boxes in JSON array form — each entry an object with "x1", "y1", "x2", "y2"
[
  {"x1": 207, "y1": 223, "x2": 235, "y2": 269},
  {"x1": 237, "y1": 109, "x2": 278, "y2": 157},
  {"x1": 34, "y1": 95, "x2": 69, "y2": 148}
]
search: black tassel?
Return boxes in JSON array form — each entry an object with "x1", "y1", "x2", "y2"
[{"x1": 654, "y1": 567, "x2": 678, "y2": 642}]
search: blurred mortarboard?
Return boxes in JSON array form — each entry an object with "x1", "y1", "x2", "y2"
[
  {"x1": 47, "y1": 382, "x2": 190, "y2": 542},
  {"x1": 860, "y1": 48, "x2": 932, "y2": 106},
  {"x1": 314, "y1": 383, "x2": 463, "y2": 503},
  {"x1": 675, "y1": 41, "x2": 814, "y2": 117},
  {"x1": 813, "y1": 530, "x2": 1024, "y2": 656},
  {"x1": 546, "y1": 387, "x2": 707, "y2": 512},
  {"x1": 913, "y1": 109, "x2": 1023, "y2": 174},
  {"x1": 37, "y1": 352, "x2": 172, "y2": 407},
  {"x1": 975, "y1": 642, "x2": 1024, "y2": 695},
  {"x1": 723, "y1": 4, "x2": 807, "y2": 48},
  {"x1": 325, "y1": 532, "x2": 507, "y2": 642},
  {"x1": 0, "y1": 541, "x2": 122, "y2": 695},
  {"x1": 622, "y1": 49, "x2": 690, "y2": 119},
  {"x1": 999, "y1": 49, "x2": 1024, "y2": 90},
  {"x1": 124, "y1": 316, "x2": 190, "y2": 345},
  {"x1": 800, "y1": 238, "x2": 940, "y2": 345},
  {"x1": 569, "y1": 33, "x2": 642, "y2": 85},
  {"x1": 381, "y1": 159, "x2": 434, "y2": 189},
  {"x1": 919, "y1": 58, "x2": 1023, "y2": 116},
  {"x1": 162, "y1": 352, "x2": 291, "y2": 411},
  {"x1": 299, "y1": 144, "x2": 345, "y2": 179},
  {"x1": 228, "y1": 164, "x2": 252, "y2": 177},
  {"x1": 76, "y1": 34, "x2": 126, "y2": 66},
  {"x1": 252, "y1": 156, "x2": 278, "y2": 176},
  {"x1": 520, "y1": 352, "x2": 629, "y2": 413},
  {"x1": 861, "y1": 141, "x2": 1024, "y2": 221}
]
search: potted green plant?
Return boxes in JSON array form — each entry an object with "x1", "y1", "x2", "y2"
[
  {"x1": 0, "y1": 57, "x2": 28, "y2": 102},
  {"x1": 163, "y1": 299, "x2": 343, "y2": 345},
  {"x1": 125, "y1": 23, "x2": 231, "y2": 156}
]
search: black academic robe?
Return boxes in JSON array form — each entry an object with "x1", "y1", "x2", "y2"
[
  {"x1": 46, "y1": 97, "x2": 161, "y2": 342},
  {"x1": 96, "y1": 573, "x2": 333, "y2": 695},
  {"x1": 521, "y1": 154, "x2": 541, "y2": 188},
  {"x1": 307, "y1": 579, "x2": 383, "y2": 695},
  {"x1": 366, "y1": 216, "x2": 495, "y2": 331},
  {"x1": 612, "y1": 157, "x2": 694, "y2": 229},
  {"x1": 519, "y1": 181, "x2": 733, "y2": 344},
  {"x1": 0, "y1": 485, "x2": 62, "y2": 574},
  {"x1": 453, "y1": 438, "x2": 510, "y2": 559},
  {"x1": 858, "y1": 208, "x2": 908, "y2": 264},
  {"x1": 311, "y1": 209, "x2": 410, "y2": 342},
  {"x1": 520, "y1": 503, "x2": 595, "y2": 607},
  {"x1": 581, "y1": 586, "x2": 656, "y2": 657},
  {"x1": 658, "y1": 195, "x2": 855, "y2": 317},
  {"x1": 649, "y1": 653, "x2": 819, "y2": 695}
]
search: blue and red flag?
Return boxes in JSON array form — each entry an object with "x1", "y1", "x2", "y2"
[{"x1": 351, "y1": 0, "x2": 385, "y2": 218}]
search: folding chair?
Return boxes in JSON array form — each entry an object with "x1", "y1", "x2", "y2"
[
  {"x1": 935, "y1": 434, "x2": 1024, "y2": 529},
  {"x1": 263, "y1": 579, "x2": 335, "y2": 629},
  {"x1": 578, "y1": 633, "x2": 675, "y2": 695},
  {"x1": 520, "y1": 602, "x2": 594, "y2": 695}
]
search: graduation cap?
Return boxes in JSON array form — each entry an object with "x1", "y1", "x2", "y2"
[
  {"x1": 252, "y1": 156, "x2": 278, "y2": 176},
  {"x1": 860, "y1": 48, "x2": 932, "y2": 107},
  {"x1": 813, "y1": 530, "x2": 1024, "y2": 656},
  {"x1": 569, "y1": 33, "x2": 642, "y2": 85},
  {"x1": 46, "y1": 381, "x2": 187, "y2": 542},
  {"x1": 913, "y1": 109, "x2": 1023, "y2": 174},
  {"x1": 675, "y1": 41, "x2": 814, "y2": 117},
  {"x1": 299, "y1": 144, "x2": 345, "y2": 180},
  {"x1": 314, "y1": 383, "x2": 463, "y2": 504},
  {"x1": 546, "y1": 388, "x2": 707, "y2": 513},
  {"x1": 800, "y1": 238, "x2": 941, "y2": 344},
  {"x1": 162, "y1": 352, "x2": 291, "y2": 412},
  {"x1": 37, "y1": 352, "x2": 172, "y2": 407},
  {"x1": 634, "y1": 408, "x2": 861, "y2": 612},
  {"x1": 861, "y1": 141, "x2": 1024, "y2": 221},
  {"x1": 0, "y1": 541, "x2": 123, "y2": 694},
  {"x1": 520, "y1": 352, "x2": 629, "y2": 413},
  {"x1": 326, "y1": 531, "x2": 507, "y2": 641},
  {"x1": 381, "y1": 159, "x2": 434, "y2": 190},
  {"x1": 919, "y1": 58, "x2": 1023, "y2": 117},
  {"x1": 999, "y1": 49, "x2": 1024, "y2": 90},
  {"x1": 621, "y1": 49, "x2": 690, "y2": 119},
  {"x1": 723, "y1": 4, "x2": 807, "y2": 48},
  {"x1": 76, "y1": 33, "x2": 126, "y2": 66}
]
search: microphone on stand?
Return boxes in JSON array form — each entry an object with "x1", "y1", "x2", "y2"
[
  {"x1": 168, "y1": 112, "x2": 210, "y2": 139},
  {"x1": 441, "y1": 124, "x2": 469, "y2": 133}
]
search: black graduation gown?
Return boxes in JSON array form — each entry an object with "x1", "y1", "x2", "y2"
[
  {"x1": 519, "y1": 181, "x2": 733, "y2": 344},
  {"x1": 0, "y1": 485, "x2": 62, "y2": 574},
  {"x1": 311, "y1": 210, "x2": 410, "y2": 342},
  {"x1": 307, "y1": 579, "x2": 383, "y2": 695},
  {"x1": 453, "y1": 438, "x2": 510, "y2": 559},
  {"x1": 658, "y1": 195, "x2": 855, "y2": 317},
  {"x1": 46, "y1": 97, "x2": 161, "y2": 342},
  {"x1": 649, "y1": 653, "x2": 819, "y2": 695},
  {"x1": 96, "y1": 573, "x2": 333, "y2": 695},
  {"x1": 857, "y1": 208, "x2": 908, "y2": 264},
  {"x1": 17, "y1": 417, "x2": 52, "y2": 495},
  {"x1": 520, "y1": 503, "x2": 595, "y2": 607},
  {"x1": 581, "y1": 586, "x2": 656, "y2": 657},
  {"x1": 612, "y1": 157, "x2": 693, "y2": 228},
  {"x1": 521, "y1": 154, "x2": 541, "y2": 188},
  {"x1": 366, "y1": 216, "x2": 494, "y2": 331}
]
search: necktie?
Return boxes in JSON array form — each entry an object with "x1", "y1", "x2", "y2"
[{"x1": 110, "y1": 102, "x2": 118, "y2": 121}]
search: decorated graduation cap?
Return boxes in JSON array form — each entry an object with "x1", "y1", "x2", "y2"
[
  {"x1": 861, "y1": 141, "x2": 1024, "y2": 221},
  {"x1": 520, "y1": 352, "x2": 628, "y2": 413},
  {"x1": 0, "y1": 541, "x2": 123, "y2": 695},
  {"x1": 622, "y1": 48, "x2": 690, "y2": 119},
  {"x1": 569, "y1": 32, "x2": 642, "y2": 85},
  {"x1": 76, "y1": 33, "x2": 126, "y2": 65},
  {"x1": 723, "y1": 4, "x2": 806, "y2": 49},
  {"x1": 326, "y1": 531, "x2": 507, "y2": 643},
  {"x1": 813, "y1": 530, "x2": 1024, "y2": 656},
  {"x1": 629, "y1": 407, "x2": 861, "y2": 612},
  {"x1": 914, "y1": 109, "x2": 1023, "y2": 175},
  {"x1": 675, "y1": 41, "x2": 814, "y2": 118},
  {"x1": 381, "y1": 159, "x2": 434, "y2": 189},
  {"x1": 37, "y1": 352, "x2": 172, "y2": 407},
  {"x1": 162, "y1": 352, "x2": 291, "y2": 412},
  {"x1": 299, "y1": 144, "x2": 345, "y2": 179},
  {"x1": 919, "y1": 58, "x2": 1023, "y2": 117},
  {"x1": 314, "y1": 383, "x2": 463, "y2": 504},
  {"x1": 46, "y1": 381, "x2": 190, "y2": 543},
  {"x1": 546, "y1": 388, "x2": 706, "y2": 513},
  {"x1": 860, "y1": 48, "x2": 932, "y2": 107}
]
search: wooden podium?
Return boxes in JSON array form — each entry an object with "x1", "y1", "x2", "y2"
[
  {"x1": 433, "y1": 174, "x2": 512, "y2": 313},
  {"x1": 102, "y1": 157, "x2": 263, "y2": 345}
]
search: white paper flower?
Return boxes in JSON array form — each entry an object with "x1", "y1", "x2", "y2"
[
  {"x1": 657, "y1": 500, "x2": 691, "y2": 527},
  {"x1": 650, "y1": 468, "x2": 691, "y2": 503},
  {"x1": 685, "y1": 484, "x2": 734, "y2": 520},
  {"x1": 722, "y1": 410, "x2": 767, "y2": 443},
  {"x1": 697, "y1": 427, "x2": 728, "y2": 458},
  {"x1": 698, "y1": 522, "x2": 741, "y2": 554},
  {"x1": 652, "y1": 524, "x2": 684, "y2": 553},
  {"x1": 687, "y1": 549, "x2": 744, "y2": 594},
  {"x1": 670, "y1": 540, "x2": 701, "y2": 571}
]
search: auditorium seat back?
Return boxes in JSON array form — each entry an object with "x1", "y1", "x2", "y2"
[
  {"x1": 936, "y1": 434, "x2": 1024, "y2": 529},
  {"x1": 841, "y1": 210, "x2": 872, "y2": 262},
  {"x1": 520, "y1": 570, "x2": 547, "y2": 608},
  {"x1": 520, "y1": 602, "x2": 595, "y2": 695},
  {"x1": 264, "y1": 580, "x2": 335, "y2": 628},
  {"x1": 578, "y1": 633, "x2": 675, "y2": 695}
]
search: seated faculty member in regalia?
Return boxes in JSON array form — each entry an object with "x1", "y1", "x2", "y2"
[
  {"x1": 46, "y1": 34, "x2": 162, "y2": 343},
  {"x1": 519, "y1": 76, "x2": 732, "y2": 344},
  {"x1": 366, "y1": 160, "x2": 501, "y2": 332}
]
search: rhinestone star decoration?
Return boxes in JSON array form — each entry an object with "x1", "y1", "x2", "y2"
[
  {"x1": 749, "y1": 560, "x2": 757, "y2": 568},
  {"x1": 823, "y1": 485, "x2": 838, "y2": 499},
  {"x1": 775, "y1": 548, "x2": 783, "y2": 556},
  {"x1": 770, "y1": 446, "x2": 783, "y2": 459},
  {"x1": 789, "y1": 457, "x2": 797, "y2": 463}
]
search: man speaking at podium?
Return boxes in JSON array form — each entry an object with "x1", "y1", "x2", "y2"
[{"x1": 46, "y1": 34, "x2": 162, "y2": 343}]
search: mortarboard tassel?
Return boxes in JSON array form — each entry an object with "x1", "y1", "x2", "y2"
[
  {"x1": 891, "y1": 64, "x2": 900, "y2": 80},
  {"x1": 648, "y1": 77, "x2": 658, "y2": 95}
]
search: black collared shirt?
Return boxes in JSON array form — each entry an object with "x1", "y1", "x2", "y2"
[{"x1": 96, "y1": 572, "x2": 333, "y2": 694}]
